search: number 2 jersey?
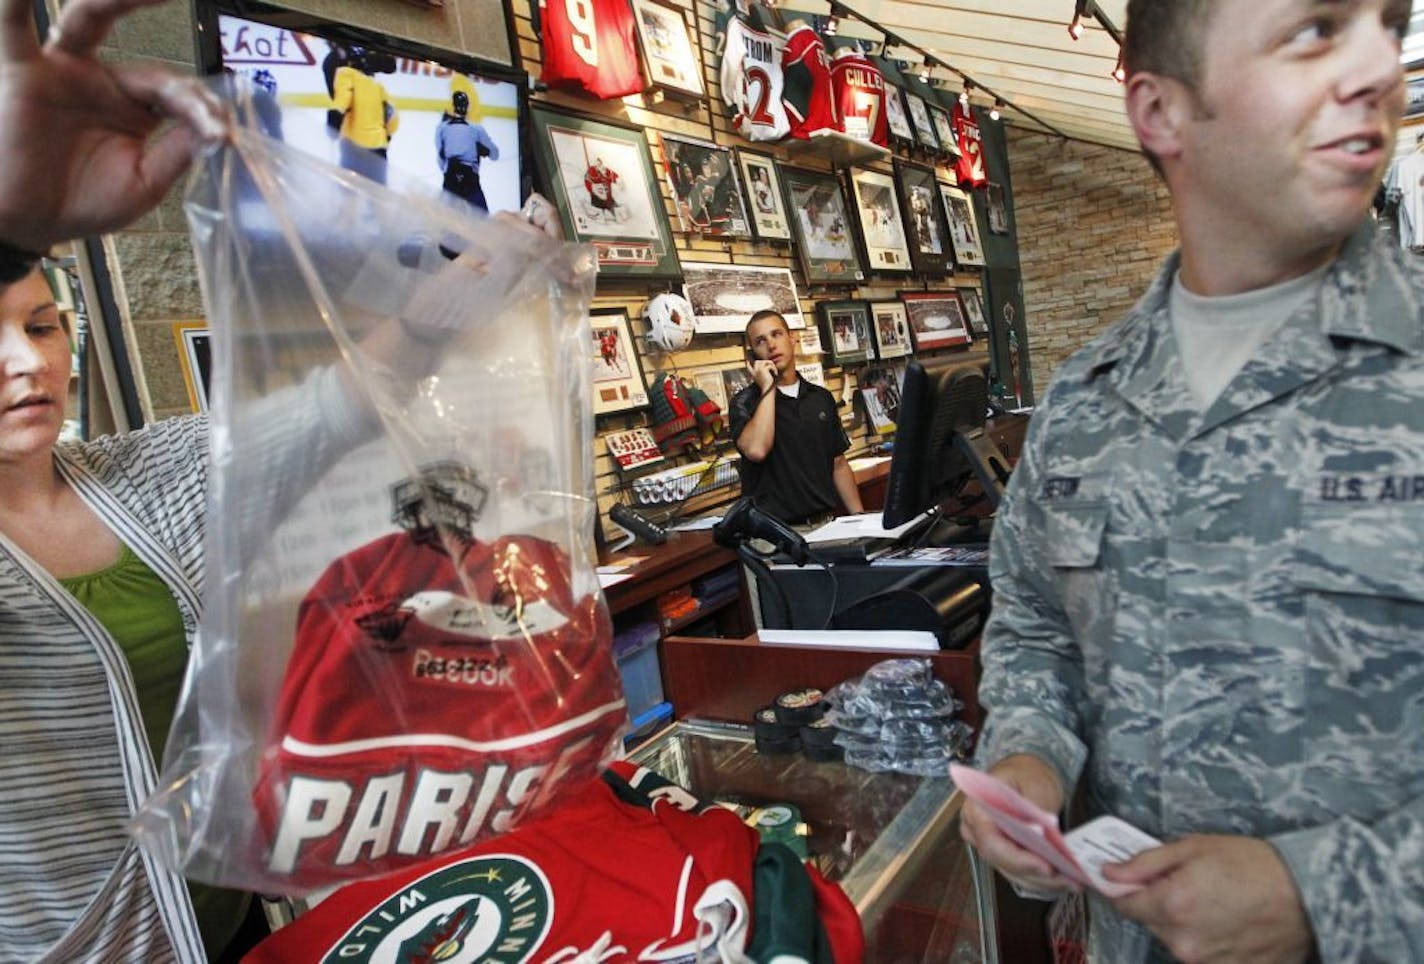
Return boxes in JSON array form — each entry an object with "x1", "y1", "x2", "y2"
[
  {"x1": 717, "y1": 0, "x2": 789, "y2": 141},
  {"x1": 539, "y1": 0, "x2": 644, "y2": 99},
  {"x1": 252, "y1": 531, "x2": 627, "y2": 890},
  {"x1": 244, "y1": 762, "x2": 865, "y2": 964}
]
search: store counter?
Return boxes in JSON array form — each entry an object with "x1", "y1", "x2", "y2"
[{"x1": 628, "y1": 719, "x2": 999, "y2": 961}]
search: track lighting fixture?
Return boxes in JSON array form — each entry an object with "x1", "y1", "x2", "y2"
[
  {"x1": 960, "y1": 80, "x2": 972, "y2": 110},
  {"x1": 825, "y1": 3, "x2": 840, "y2": 36},
  {"x1": 1112, "y1": 50, "x2": 1126, "y2": 82},
  {"x1": 1068, "y1": 0, "x2": 1087, "y2": 40},
  {"x1": 919, "y1": 56, "x2": 931, "y2": 84},
  {"x1": 990, "y1": 99, "x2": 1003, "y2": 121}
]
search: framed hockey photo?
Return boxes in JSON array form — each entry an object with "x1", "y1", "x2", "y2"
[
  {"x1": 529, "y1": 105, "x2": 681, "y2": 278},
  {"x1": 904, "y1": 91, "x2": 940, "y2": 152},
  {"x1": 780, "y1": 166, "x2": 866, "y2": 283},
  {"x1": 693, "y1": 370, "x2": 729, "y2": 413},
  {"x1": 736, "y1": 149, "x2": 791, "y2": 241},
  {"x1": 883, "y1": 84, "x2": 915, "y2": 144},
  {"x1": 849, "y1": 168, "x2": 913, "y2": 275},
  {"x1": 901, "y1": 290, "x2": 972, "y2": 351},
  {"x1": 171, "y1": 320, "x2": 211, "y2": 413},
  {"x1": 939, "y1": 181, "x2": 986, "y2": 267},
  {"x1": 928, "y1": 104, "x2": 957, "y2": 157},
  {"x1": 660, "y1": 133, "x2": 750, "y2": 237},
  {"x1": 682, "y1": 261, "x2": 805, "y2": 334},
  {"x1": 858, "y1": 363, "x2": 903, "y2": 435},
  {"x1": 894, "y1": 159, "x2": 952, "y2": 277},
  {"x1": 986, "y1": 181, "x2": 1011, "y2": 235},
  {"x1": 868, "y1": 299, "x2": 911, "y2": 360},
  {"x1": 630, "y1": 0, "x2": 705, "y2": 100},
  {"x1": 590, "y1": 309, "x2": 651, "y2": 415},
  {"x1": 958, "y1": 285, "x2": 989, "y2": 337},
  {"x1": 819, "y1": 299, "x2": 874, "y2": 367}
]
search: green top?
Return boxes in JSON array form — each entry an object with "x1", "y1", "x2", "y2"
[{"x1": 60, "y1": 544, "x2": 251, "y2": 960}]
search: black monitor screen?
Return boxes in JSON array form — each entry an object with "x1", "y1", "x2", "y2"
[
  {"x1": 195, "y1": 3, "x2": 525, "y2": 215},
  {"x1": 882, "y1": 358, "x2": 1003, "y2": 528}
]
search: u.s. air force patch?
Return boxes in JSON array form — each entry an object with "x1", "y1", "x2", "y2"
[{"x1": 322, "y1": 854, "x2": 553, "y2": 963}]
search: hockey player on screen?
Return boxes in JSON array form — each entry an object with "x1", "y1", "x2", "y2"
[{"x1": 254, "y1": 461, "x2": 627, "y2": 888}]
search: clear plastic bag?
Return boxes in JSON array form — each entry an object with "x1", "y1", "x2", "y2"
[{"x1": 131, "y1": 84, "x2": 625, "y2": 894}]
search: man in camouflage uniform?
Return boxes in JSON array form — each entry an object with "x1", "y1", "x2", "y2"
[{"x1": 963, "y1": 0, "x2": 1423, "y2": 961}]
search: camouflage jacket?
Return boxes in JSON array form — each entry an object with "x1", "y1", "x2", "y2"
[{"x1": 978, "y1": 220, "x2": 1424, "y2": 962}]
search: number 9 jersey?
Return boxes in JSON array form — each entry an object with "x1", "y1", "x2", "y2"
[{"x1": 539, "y1": 0, "x2": 644, "y2": 100}]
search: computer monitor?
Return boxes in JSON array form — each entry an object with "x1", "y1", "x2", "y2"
[
  {"x1": 881, "y1": 358, "x2": 1011, "y2": 529},
  {"x1": 193, "y1": 0, "x2": 527, "y2": 215}
]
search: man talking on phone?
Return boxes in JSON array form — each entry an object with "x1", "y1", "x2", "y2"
[{"x1": 728, "y1": 310, "x2": 863, "y2": 526}]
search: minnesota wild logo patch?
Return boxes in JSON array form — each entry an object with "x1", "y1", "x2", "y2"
[{"x1": 322, "y1": 854, "x2": 554, "y2": 963}]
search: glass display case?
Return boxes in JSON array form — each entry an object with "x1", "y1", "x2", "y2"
[{"x1": 628, "y1": 719, "x2": 1001, "y2": 962}]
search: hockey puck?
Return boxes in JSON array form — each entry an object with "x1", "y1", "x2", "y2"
[
  {"x1": 799, "y1": 716, "x2": 838, "y2": 748},
  {"x1": 773, "y1": 687, "x2": 826, "y2": 725},
  {"x1": 753, "y1": 705, "x2": 800, "y2": 741},
  {"x1": 755, "y1": 732, "x2": 801, "y2": 756}
]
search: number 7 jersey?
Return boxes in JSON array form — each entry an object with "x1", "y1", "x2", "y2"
[{"x1": 717, "y1": 0, "x2": 789, "y2": 141}]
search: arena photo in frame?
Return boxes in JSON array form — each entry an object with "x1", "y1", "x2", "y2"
[
  {"x1": 901, "y1": 290, "x2": 973, "y2": 351},
  {"x1": 659, "y1": 132, "x2": 751, "y2": 237},
  {"x1": 682, "y1": 261, "x2": 805, "y2": 334},
  {"x1": 530, "y1": 104, "x2": 682, "y2": 277},
  {"x1": 590, "y1": 309, "x2": 651, "y2": 415}
]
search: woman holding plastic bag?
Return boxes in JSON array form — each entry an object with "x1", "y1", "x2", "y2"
[{"x1": 0, "y1": 1, "x2": 615, "y2": 961}]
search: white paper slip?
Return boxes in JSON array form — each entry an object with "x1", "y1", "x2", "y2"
[
  {"x1": 597, "y1": 571, "x2": 635, "y2": 589},
  {"x1": 758, "y1": 628, "x2": 939, "y2": 652},
  {"x1": 1063, "y1": 816, "x2": 1163, "y2": 897},
  {"x1": 804, "y1": 511, "x2": 930, "y2": 544},
  {"x1": 671, "y1": 515, "x2": 722, "y2": 532}
]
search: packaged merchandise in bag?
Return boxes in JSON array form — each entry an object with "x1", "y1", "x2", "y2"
[{"x1": 132, "y1": 84, "x2": 626, "y2": 893}]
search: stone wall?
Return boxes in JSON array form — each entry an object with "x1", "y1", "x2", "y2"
[{"x1": 1006, "y1": 128, "x2": 1178, "y2": 399}]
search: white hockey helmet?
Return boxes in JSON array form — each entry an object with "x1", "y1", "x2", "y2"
[{"x1": 643, "y1": 293, "x2": 696, "y2": 352}]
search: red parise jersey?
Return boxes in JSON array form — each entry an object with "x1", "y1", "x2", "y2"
[
  {"x1": 951, "y1": 101, "x2": 987, "y2": 189},
  {"x1": 539, "y1": 0, "x2": 644, "y2": 99},
  {"x1": 253, "y1": 532, "x2": 627, "y2": 890},
  {"x1": 245, "y1": 763, "x2": 863, "y2": 964},
  {"x1": 245, "y1": 763, "x2": 759, "y2": 964},
  {"x1": 829, "y1": 49, "x2": 888, "y2": 148},
  {"x1": 782, "y1": 24, "x2": 838, "y2": 139}
]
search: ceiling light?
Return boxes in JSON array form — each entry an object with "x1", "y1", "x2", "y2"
[
  {"x1": 919, "y1": 57, "x2": 931, "y2": 84},
  {"x1": 990, "y1": 99, "x2": 1003, "y2": 121},
  {"x1": 1112, "y1": 50, "x2": 1126, "y2": 82},
  {"x1": 959, "y1": 80, "x2": 971, "y2": 110},
  {"x1": 1068, "y1": 0, "x2": 1087, "y2": 40}
]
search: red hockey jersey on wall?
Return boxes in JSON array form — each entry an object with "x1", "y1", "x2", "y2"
[
  {"x1": 782, "y1": 23, "x2": 838, "y2": 139},
  {"x1": 951, "y1": 101, "x2": 987, "y2": 189},
  {"x1": 253, "y1": 531, "x2": 627, "y2": 889},
  {"x1": 829, "y1": 48, "x2": 888, "y2": 148},
  {"x1": 540, "y1": 0, "x2": 644, "y2": 99}
]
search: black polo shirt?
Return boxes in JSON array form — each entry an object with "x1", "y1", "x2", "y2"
[{"x1": 729, "y1": 377, "x2": 849, "y2": 525}]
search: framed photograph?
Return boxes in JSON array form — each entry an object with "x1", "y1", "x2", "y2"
[
  {"x1": 660, "y1": 133, "x2": 751, "y2": 237},
  {"x1": 884, "y1": 85, "x2": 915, "y2": 143},
  {"x1": 605, "y1": 427, "x2": 667, "y2": 474},
  {"x1": 693, "y1": 370, "x2": 729, "y2": 413},
  {"x1": 904, "y1": 92, "x2": 940, "y2": 152},
  {"x1": 939, "y1": 181, "x2": 986, "y2": 267},
  {"x1": 797, "y1": 361, "x2": 825, "y2": 387},
  {"x1": 858, "y1": 364, "x2": 903, "y2": 435},
  {"x1": 818, "y1": 299, "x2": 874, "y2": 367},
  {"x1": 529, "y1": 105, "x2": 681, "y2": 278},
  {"x1": 722, "y1": 365, "x2": 753, "y2": 405},
  {"x1": 590, "y1": 309, "x2": 650, "y2": 415},
  {"x1": 630, "y1": 0, "x2": 705, "y2": 100},
  {"x1": 849, "y1": 168, "x2": 913, "y2": 275},
  {"x1": 958, "y1": 285, "x2": 988, "y2": 337},
  {"x1": 928, "y1": 104, "x2": 957, "y2": 156},
  {"x1": 1408, "y1": 76, "x2": 1424, "y2": 118},
  {"x1": 682, "y1": 261, "x2": 805, "y2": 334},
  {"x1": 868, "y1": 299, "x2": 911, "y2": 360},
  {"x1": 986, "y1": 181, "x2": 1011, "y2": 235},
  {"x1": 894, "y1": 159, "x2": 952, "y2": 277},
  {"x1": 736, "y1": 149, "x2": 791, "y2": 241},
  {"x1": 901, "y1": 290, "x2": 972, "y2": 351},
  {"x1": 171, "y1": 320, "x2": 211, "y2": 413},
  {"x1": 781, "y1": 166, "x2": 866, "y2": 283}
]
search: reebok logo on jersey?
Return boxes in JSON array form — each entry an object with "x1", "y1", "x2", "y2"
[{"x1": 321, "y1": 854, "x2": 554, "y2": 963}]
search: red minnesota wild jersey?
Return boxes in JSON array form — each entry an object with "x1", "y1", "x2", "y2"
[
  {"x1": 782, "y1": 23, "x2": 838, "y2": 139},
  {"x1": 540, "y1": 0, "x2": 644, "y2": 99},
  {"x1": 951, "y1": 101, "x2": 987, "y2": 189},
  {"x1": 829, "y1": 49, "x2": 887, "y2": 147},
  {"x1": 252, "y1": 531, "x2": 627, "y2": 890},
  {"x1": 718, "y1": 0, "x2": 789, "y2": 141}
]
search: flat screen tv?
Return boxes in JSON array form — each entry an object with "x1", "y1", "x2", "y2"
[{"x1": 193, "y1": 0, "x2": 527, "y2": 215}]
